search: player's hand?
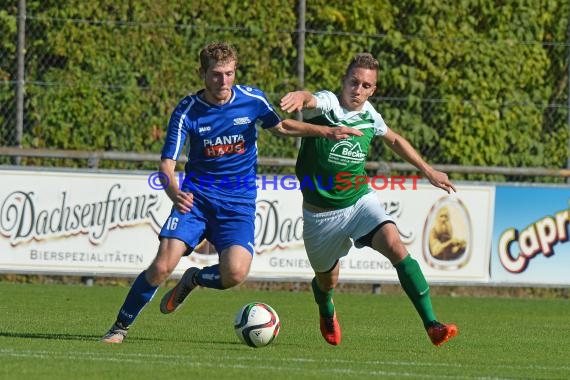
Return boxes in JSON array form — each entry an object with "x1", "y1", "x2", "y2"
[
  {"x1": 280, "y1": 91, "x2": 306, "y2": 113},
  {"x1": 175, "y1": 191, "x2": 194, "y2": 213},
  {"x1": 424, "y1": 169, "x2": 456, "y2": 194},
  {"x1": 323, "y1": 126, "x2": 364, "y2": 141}
]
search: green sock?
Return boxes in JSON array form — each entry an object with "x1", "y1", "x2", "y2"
[
  {"x1": 395, "y1": 254, "x2": 437, "y2": 328},
  {"x1": 311, "y1": 277, "x2": 335, "y2": 318}
]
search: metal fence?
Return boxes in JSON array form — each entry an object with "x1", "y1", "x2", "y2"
[{"x1": 1, "y1": 1, "x2": 569, "y2": 181}]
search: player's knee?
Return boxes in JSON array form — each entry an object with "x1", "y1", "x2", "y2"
[
  {"x1": 379, "y1": 241, "x2": 408, "y2": 264},
  {"x1": 222, "y1": 268, "x2": 249, "y2": 288},
  {"x1": 147, "y1": 262, "x2": 174, "y2": 285}
]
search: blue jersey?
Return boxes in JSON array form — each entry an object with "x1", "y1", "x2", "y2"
[{"x1": 161, "y1": 85, "x2": 281, "y2": 202}]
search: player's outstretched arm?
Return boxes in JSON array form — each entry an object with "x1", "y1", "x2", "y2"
[
  {"x1": 381, "y1": 128, "x2": 456, "y2": 194},
  {"x1": 268, "y1": 119, "x2": 363, "y2": 141},
  {"x1": 280, "y1": 91, "x2": 316, "y2": 113}
]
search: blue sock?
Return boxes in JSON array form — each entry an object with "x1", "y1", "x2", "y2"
[
  {"x1": 195, "y1": 265, "x2": 224, "y2": 289},
  {"x1": 116, "y1": 271, "x2": 158, "y2": 327}
]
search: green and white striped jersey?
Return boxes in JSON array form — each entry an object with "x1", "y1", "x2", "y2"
[{"x1": 296, "y1": 90, "x2": 388, "y2": 209}]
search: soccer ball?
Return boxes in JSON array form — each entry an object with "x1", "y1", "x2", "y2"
[{"x1": 234, "y1": 302, "x2": 280, "y2": 348}]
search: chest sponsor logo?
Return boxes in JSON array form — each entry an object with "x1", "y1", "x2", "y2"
[
  {"x1": 203, "y1": 134, "x2": 245, "y2": 157},
  {"x1": 328, "y1": 140, "x2": 366, "y2": 165}
]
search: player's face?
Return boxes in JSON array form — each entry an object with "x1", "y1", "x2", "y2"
[
  {"x1": 202, "y1": 60, "x2": 236, "y2": 104},
  {"x1": 340, "y1": 67, "x2": 377, "y2": 111}
]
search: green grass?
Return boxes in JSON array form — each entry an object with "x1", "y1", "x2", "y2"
[{"x1": 0, "y1": 282, "x2": 568, "y2": 380}]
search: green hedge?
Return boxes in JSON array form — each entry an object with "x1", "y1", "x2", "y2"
[{"x1": 2, "y1": 0, "x2": 569, "y2": 180}]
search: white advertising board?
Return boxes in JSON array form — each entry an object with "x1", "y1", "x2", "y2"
[
  {"x1": 0, "y1": 169, "x2": 494, "y2": 283},
  {"x1": 0, "y1": 169, "x2": 170, "y2": 276}
]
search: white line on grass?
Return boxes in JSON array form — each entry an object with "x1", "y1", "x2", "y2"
[
  {"x1": 0, "y1": 348, "x2": 567, "y2": 379},
  {"x1": 0, "y1": 349, "x2": 510, "y2": 380}
]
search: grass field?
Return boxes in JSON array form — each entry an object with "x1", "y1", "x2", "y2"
[{"x1": 0, "y1": 282, "x2": 568, "y2": 380}]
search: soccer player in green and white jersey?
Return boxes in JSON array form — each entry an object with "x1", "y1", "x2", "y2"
[{"x1": 280, "y1": 53, "x2": 458, "y2": 347}]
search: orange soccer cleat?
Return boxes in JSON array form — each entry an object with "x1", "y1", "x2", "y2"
[
  {"x1": 319, "y1": 312, "x2": 342, "y2": 346},
  {"x1": 427, "y1": 321, "x2": 458, "y2": 346},
  {"x1": 160, "y1": 267, "x2": 200, "y2": 314}
]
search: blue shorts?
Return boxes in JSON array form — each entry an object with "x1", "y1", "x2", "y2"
[{"x1": 159, "y1": 194, "x2": 256, "y2": 255}]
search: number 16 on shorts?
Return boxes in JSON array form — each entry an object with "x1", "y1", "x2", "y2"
[{"x1": 166, "y1": 217, "x2": 178, "y2": 230}]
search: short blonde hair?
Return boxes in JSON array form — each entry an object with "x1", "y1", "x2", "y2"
[{"x1": 199, "y1": 42, "x2": 238, "y2": 71}]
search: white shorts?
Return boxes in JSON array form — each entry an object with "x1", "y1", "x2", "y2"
[{"x1": 302, "y1": 191, "x2": 394, "y2": 272}]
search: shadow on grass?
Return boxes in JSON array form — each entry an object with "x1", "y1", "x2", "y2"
[
  {"x1": 0, "y1": 330, "x2": 292, "y2": 348},
  {"x1": 0, "y1": 331, "x2": 249, "y2": 345},
  {"x1": 0, "y1": 330, "x2": 152, "y2": 342}
]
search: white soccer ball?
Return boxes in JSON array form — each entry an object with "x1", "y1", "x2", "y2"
[{"x1": 234, "y1": 302, "x2": 280, "y2": 348}]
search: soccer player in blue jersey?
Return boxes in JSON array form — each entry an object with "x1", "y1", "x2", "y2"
[
  {"x1": 101, "y1": 42, "x2": 361, "y2": 343},
  {"x1": 279, "y1": 53, "x2": 458, "y2": 346}
]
